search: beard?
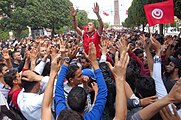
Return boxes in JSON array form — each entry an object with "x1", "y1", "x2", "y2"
[{"x1": 164, "y1": 68, "x2": 175, "y2": 78}]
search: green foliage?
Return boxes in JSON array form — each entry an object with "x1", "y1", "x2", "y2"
[
  {"x1": 76, "y1": 10, "x2": 88, "y2": 28},
  {"x1": 174, "y1": 0, "x2": 181, "y2": 19},
  {"x1": 124, "y1": 0, "x2": 181, "y2": 29},
  {"x1": 0, "y1": 0, "x2": 72, "y2": 39},
  {"x1": 0, "y1": 29, "x2": 9, "y2": 40},
  {"x1": 104, "y1": 22, "x2": 110, "y2": 28}
]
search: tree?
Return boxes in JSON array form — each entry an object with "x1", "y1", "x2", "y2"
[
  {"x1": 76, "y1": 10, "x2": 88, "y2": 28},
  {"x1": 28, "y1": 0, "x2": 72, "y2": 38},
  {"x1": 174, "y1": 0, "x2": 181, "y2": 19},
  {"x1": 124, "y1": 0, "x2": 181, "y2": 33},
  {"x1": 0, "y1": 0, "x2": 31, "y2": 40},
  {"x1": 0, "y1": 29, "x2": 9, "y2": 40}
]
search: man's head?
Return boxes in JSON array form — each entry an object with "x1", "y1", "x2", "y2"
[
  {"x1": 57, "y1": 109, "x2": 83, "y2": 120},
  {"x1": 0, "y1": 63, "x2": 9, "y2": 77},
  {"x1": 165, "y1": 57, "x2": 181, "y2": 77},
  {"x1": 134, "y1": 48, "x2": 144, "y2": 61},
  {"x1": 39, "y1": 47, "x2": 47, "y2": 58},
  {"x1": 67, "y1": 87, "x2": 87, "y2": 113},
  {"x1": 135, "y1": 76, "x2": 156, "y2": 98},
  {"x1": 4, "y1": 69, "x2": 21, "y2": 88},
  {"x1": 12, "y1": 51, "x2": 22, "y2": 62},
  {"x1": 66, "y1": 64, "x2": 83, "y2": 86},
  {"x1": 86, "y1": 22, "x2": 96, "y2": 33},
  {"x1": 80, "y1": 56, "x2": 91, "y2": 69},
  {"x1": 21, "y1": 80, "x2": 40, "y2": 93}
]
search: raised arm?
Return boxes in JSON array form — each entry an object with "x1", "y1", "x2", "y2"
[
  {"x1": 70, "y1": 6, "x2": 82, "y2": 36},
  {"x1": 136, "y1": 78, "x2": 181, "y2": 120},
  {"x1": 93, "y1": 2, "x2": 103, "y2": 35},
  {"x1": 107, "y1": 50, "x2": 129, "y2": 120},
  {"x1": 41, "y1": 54, "x2": 61, "y2": 120},
  {"x1": 150, "y1": 35, "x2": 168, "y2": 98},
  {"x1": 140, "y1": 34, "x2": 153, "y2": 75},
  {"x1": 83, "y1": 43, "x2": 107, "y2": 120}
]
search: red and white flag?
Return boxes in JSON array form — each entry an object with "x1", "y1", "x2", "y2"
[
  {"x1": 103, "y1": 11, "x2": 109, "y2": 16},
  {"x1": 144, "y1": 0, "x2": 174, "y2": 27}
]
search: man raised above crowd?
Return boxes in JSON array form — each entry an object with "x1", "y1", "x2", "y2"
[{"x1": 70, "y1": 2, "x2": 104, "y2": 59}]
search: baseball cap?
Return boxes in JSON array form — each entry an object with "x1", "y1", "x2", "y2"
[
  {"x1": 82, "y1": 69, "x2": 95, "y2": 80},
  {"x1": 169, "y1": 56, "x2": 181, "y2": 69}
]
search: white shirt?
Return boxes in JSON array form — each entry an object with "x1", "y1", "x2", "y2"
[
  {"x1": 0, "y1": 82, "x2": 10, "y2": 100},
  {"x1": 17, "y1": 76, "x2": 49, "y2": 120},
  {"x1": 0, "y1": 91, "x2": 9, "y2": 109},
  {"x1": 17, "y1": 89, "x2": 44, "y2": 120},
  {"x1": 63, "y1": 81, "x2": 92, "y2": 112}
]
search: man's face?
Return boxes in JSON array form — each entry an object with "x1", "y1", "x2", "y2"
[
  {"x1": 15, "y1": 72, "x2": 22, "y2": 85},
  {"x1": 137, "y1": 53, "x2": 144, "y2": 62},
  {"x1": 86, "y1": 22, "x2": 95, "y2": 33},
  {"x1": 2, "y1": 66, "x2": 9, "y2": 75},
  {"x1": 14, "y1": 52, "x2": 22, "y2": 61},
  {"x1": 72, "y1": 68, "x2": 83, "y2": 86},
  {"x1": 165, "y1": 62, "x2": 175, "y2": 73},
  {"x1": 81, "y1": 59, "x2": 90, "y2": 69},
  {"x1": 40, "y1": 47, "x2": 46, "y2": 58}
]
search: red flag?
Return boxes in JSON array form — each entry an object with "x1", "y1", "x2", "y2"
[
  {"x1": 103, "y1": 11, "x2": 109, "y2": 16},
  {"x1": 144, "y1": 0, "x2": 174, "y2": 27}
]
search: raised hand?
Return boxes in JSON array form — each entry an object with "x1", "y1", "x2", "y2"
[
  {"x1": 91, "y1": 82, "x2": 98, "y2": 93},
  {"x1": 116, "y1": 38, "x2": 130, "y2": 54},
  {"x1": 2, "y1": 48, "x2": 11, "y2": 60},
  {"x1": 30, "y1": 48, "x2": 39, "y2": 61},
  {"x1": 93, "y1": 2, "x2": 99, "y2": 14},
  {"x1": 59, "y1": 38, "x2": 66, "y2": 54},
  {"x1": 150, "y1": 34, "x2": 161, "y2": 56},
  {"x1": 99, "y1": 40, "x2": 108, "y2": 55},
  {"x1": 84, "y1": 42, "x2": 97, "y2": 63},
  {"x1": 51, "y1": 54, "x2": 62, "y2": 74},
  {"x1": 107, "y1": 50, "x2": 130, "y2": 79},
  {"x1": 139, "y1": 34, "x2": 149, "y2": 49},
  {"x1": 70, "y1": 6, "x2": 77, "y2": 17},
  {"x1": 51, "y1": 46, "x2": 59, "y2": 61},
  {"x1": 160, "y1": 104, "x2": 181, "y2": 120},
  {"x1": 67, "y1": 45, "x2": 79, "y2": 60},
  {"x1": 140, "y1": 96, "x2": 158, "y2": 107}
]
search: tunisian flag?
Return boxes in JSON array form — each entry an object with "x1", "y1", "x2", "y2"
[{"x1": 144, "y1": 0, "x2": 174, "y2": 27}]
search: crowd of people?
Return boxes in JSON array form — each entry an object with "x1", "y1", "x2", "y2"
[{"x1": 0, "y1": 2, "x2": 181, "y2": 120}]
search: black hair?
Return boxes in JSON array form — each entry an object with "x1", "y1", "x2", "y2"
[
  {"x1": 135, "y1": 76, "x2": 156, "y2": 98},
  {"x1": 173, "y1": 48, "x2": 181, "y2": 58},
  {"x1": 67, "y1": 87, "x2": 87, "y2": 113},
  {"x1": 0, "y1": 55, "x2": 4, "y2": 63},
  {"x1": 66, "y1": 64, "x2": 80, "y2": 82},
  {"x1": 57, "y1": 109, "x2": 83, "y2": 120},
  {"x1": 21, "y1": 79, "x2": 38, "y2": 92},
  {"x1": 134, "y1": 48, "x2": 143, "y2": 56},
  {"x1": 80, "y1": 55, "x2": 90, "y2": 63},
  {"x1": 4, "y1": 69, "x2": 18, "y2": 88},
  {"x1": 0, "y1": 63, "x2": 7, "y2": 73}
]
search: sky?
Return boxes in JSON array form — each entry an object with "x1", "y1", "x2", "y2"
[{"x1": 70, "y1": 0, "x2": 133, "y2": 25}]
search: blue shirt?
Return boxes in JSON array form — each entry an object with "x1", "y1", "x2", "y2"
[{"x1": 55, "y1": 65, "x2": 107, "y2": 120}]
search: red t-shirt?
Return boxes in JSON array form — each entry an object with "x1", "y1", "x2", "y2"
[
  {"x1": 83, "y1": 31, "x2": 101, "y2": 58},
  {"x1": 8, "y1": 88, "x2": 22, "y2": 110}
]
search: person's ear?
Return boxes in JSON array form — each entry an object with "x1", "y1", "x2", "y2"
[
  {"x1": 174, "y1": 68, "x2": 179, "y2": 72},
  {"x1": 178, "y1": 55, "x2": 181, "y2": 59},
  {"x1": 0, "y1": 73, "x2": 3, "y2": 77},
  {"x1": 69, "y1": 78, "x2": 74, "y2": 83},
  {"x1": 13, "y1": 80, "x2": 18, "y2": 84}
]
